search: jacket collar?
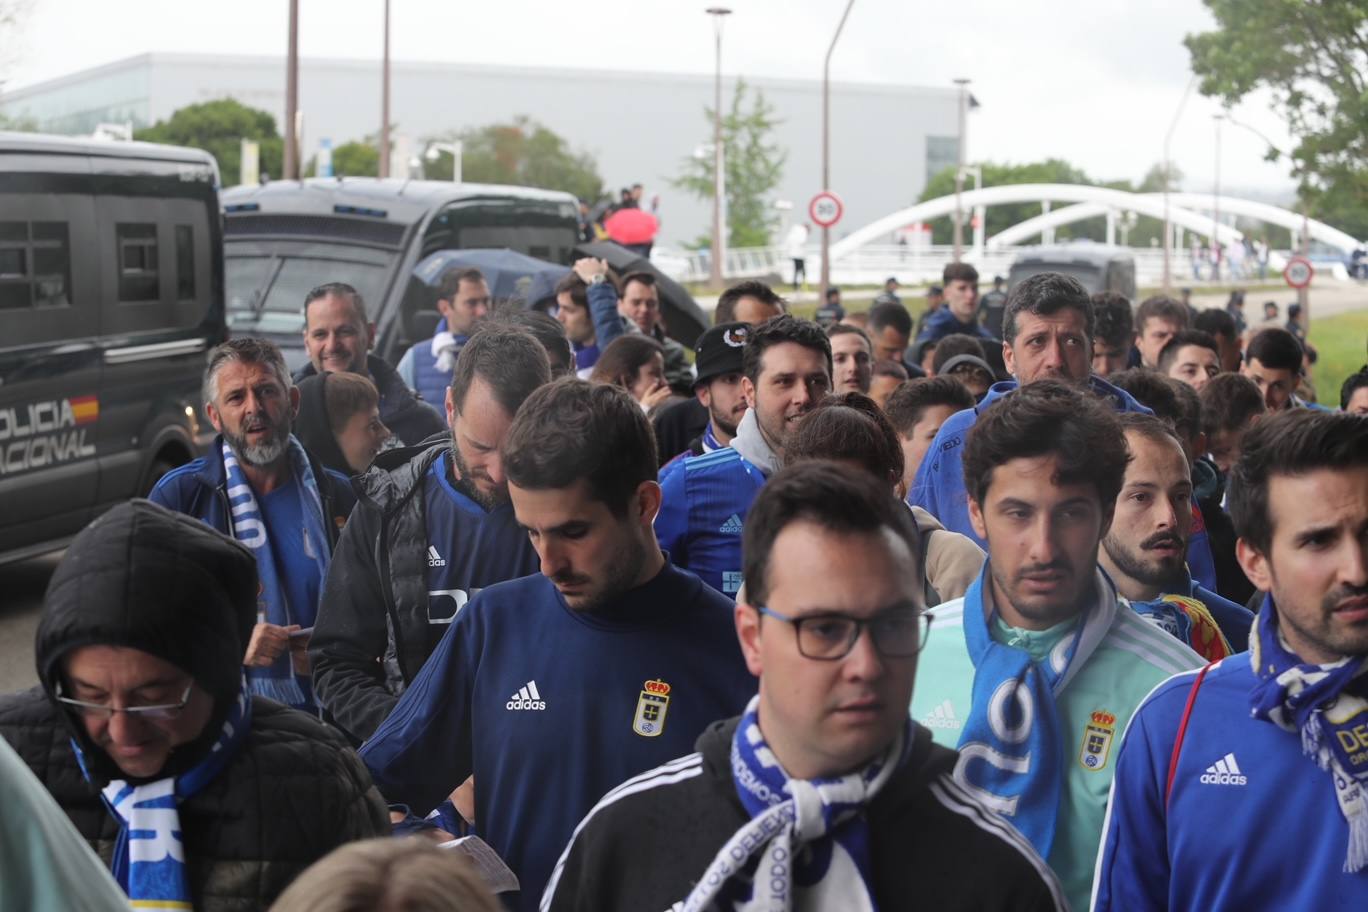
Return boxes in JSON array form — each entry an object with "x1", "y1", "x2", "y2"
[{"x1": 730, "y1": 409, "x2": 780, "y2": 476}]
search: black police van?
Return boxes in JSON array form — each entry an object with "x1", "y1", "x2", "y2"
[
  {"x1": 0, "y1": 133, "x2": 224, "y2": 563},
  {"x1": 221, "y1": 178, "x2": 580, "y2": 368}
]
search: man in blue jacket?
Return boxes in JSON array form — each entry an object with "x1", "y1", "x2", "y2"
[
  {"x1": 655, "y1": 315, "x2": 832, "y2": 596},
  {"x1": 910, "y1": 272, "x2": 1151, "y2": 547},
  {"x1": 396, "y1": 267, "x2": 492, "y2": 407},
  {"x1": 151, "y1": 338, "x2": 356, "y2": 712},
  {"x1": 915, "y1": 262, "x2": 997, "y2": 346},
  {"x1": 1093, "y1": 409, "x2": 1368, "y2": 910},
  {"x1": 360, "y1": 379, "x2": 755, "y2": 912}
]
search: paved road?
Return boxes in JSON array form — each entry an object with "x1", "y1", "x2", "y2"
[{"x1": 0, "y1": 551, "x2": 61, "y2": 695}]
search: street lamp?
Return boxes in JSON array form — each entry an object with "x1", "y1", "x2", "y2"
[
  {"x1": 951, "y1": 77, "x2": 971, "y2": 263},
  {"x1": 1212, "y1": 113, "x2": 1223, "y2": 282},
  {"x1": 380, "y1": 0, "x2": 391, "y2": 178},
  {"x1": 424, "y1": 141, "x2": 463, "y2": 183},
  {"x1": 818, "y1": 0, "x2": 857, "y2": 303},
  {"x1": 284, "y1": 0, "x2": 300, "y2": 180},
  {"x1": 706, "y1": 7, "x2": 732, "y2": 292}
]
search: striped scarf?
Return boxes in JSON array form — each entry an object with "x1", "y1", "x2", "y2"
[{"x1": 682, "y1": 696, "x2": 910, "y2": 911}]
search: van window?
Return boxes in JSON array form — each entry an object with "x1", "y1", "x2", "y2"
[
  {"x1": 117, "y1": 223, "x2": 159, "y2": 302},
  {"x1": 0, "y1": 220, "x2": 72, "y2": 311},
  {"x1": 175, "y1": 224, "x2": 195, "y2": 299}
]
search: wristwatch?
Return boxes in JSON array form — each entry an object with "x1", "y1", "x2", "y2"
[{"x1": 589, "y1": 273, "x2": 606, "y2": 286}]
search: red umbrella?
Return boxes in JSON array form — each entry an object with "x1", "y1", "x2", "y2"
[{"x1": 604, "y1": 208, "x2": 659, "y2": 246}]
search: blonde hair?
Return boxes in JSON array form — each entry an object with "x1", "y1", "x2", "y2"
[{"x1": 269, "y1": 838, "x2": 501, "y2": 912}]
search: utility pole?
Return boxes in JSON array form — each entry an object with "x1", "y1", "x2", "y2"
[
  {"x1": 1212, "y1": 113, "x2": 1222, "y2": 282},
  {"x1": 819, "y1": 0, "x2": 857, "y2": 304},
  {"x1": 706, "y1": 7, "x2": 732, "y2": 291},
  {"x1": 380, "y1": 0, "x2": 391, "y2": 178},
  {"x1": 951, "y1": 78, "x2": 971, "y2": 263},
  {"x1": 1161, "y1": 76, "x2": 1196, "y2": 293},
  {"x1": 284, "y1": 0, "x2": 300, "y2": 180}
]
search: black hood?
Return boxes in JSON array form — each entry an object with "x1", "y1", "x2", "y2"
[
  {"x1": 294, "y1": 373, "x2": 353, "y2": 476},
  {"x1": 36, "y1": 500, "x2": 258, "y2": 779}
]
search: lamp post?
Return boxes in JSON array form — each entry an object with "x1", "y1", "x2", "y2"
[
  {"x1": 1161, "y1": 75, "x2": 1196, "y2": 293},
  {"x1": 705, "y1": 7, "x2": 732, "y2": 291},
  {"x1": 818, "y1": 0, "x2": 857, "y2": 304},
  {"x1": 379, "y1": 0, "x2": 391, "y2": 178},
  {"x1": 1212, "y1": 113, "x2": 1222, "y2": 282},
  {"x1": 423, "y1": 141, "x2": 463, "y2": 183},
  {"x1": 951, "y1": 77, "x2": 971, "y2": 263},
  {"x1": 283, "y1": 0, "x2": 300, "y2": 180}
]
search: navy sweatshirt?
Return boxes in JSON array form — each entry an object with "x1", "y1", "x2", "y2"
[{"x1": 359, "y1": 561, "x2": 756, "y2": 912}]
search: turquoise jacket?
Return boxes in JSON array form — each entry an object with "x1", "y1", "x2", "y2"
[{"x1": 910, "y1": 568, "x2": 1203, "y2": 912}]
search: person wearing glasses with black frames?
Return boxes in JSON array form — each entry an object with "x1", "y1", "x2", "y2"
[{"x1": 541, "y1": 462, "x2": 1064, "y2": 912}]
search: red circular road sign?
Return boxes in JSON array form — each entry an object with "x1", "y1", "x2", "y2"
[
  {"x1": 808, "y1": 191, "x2": 844, "y2": 228},
  {"x1": 1283, "y1": 256, "x2": 1314, "y2": 289}
]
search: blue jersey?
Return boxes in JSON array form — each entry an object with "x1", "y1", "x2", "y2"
[
  {"x1": 654, "y1": 447, "x2": 768, "y2": 596},
  {"x1": 1093, "y1": 657, "x2": 1368, "y2": 910},
  {"x1": 359, "y1": 562, "x2": 756, "y2": 912},
  {"x1": 910, "y1": 377, "x2": 1152, "y2": 547},
  {"x1": 422, "y1": 451, "x2": 539, "y2": 624}
]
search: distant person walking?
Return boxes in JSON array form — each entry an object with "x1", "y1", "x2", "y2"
[{"x1": 785, "y1": 222, "x2": 809, "y2": 290}]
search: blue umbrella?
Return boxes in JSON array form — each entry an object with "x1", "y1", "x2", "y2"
[{"x1": 413, "y1": 249, "x2": 570, "y2": 308}]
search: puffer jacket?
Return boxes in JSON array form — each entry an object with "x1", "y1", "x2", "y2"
[{"x1": 0, "y1": 692, "x2": 389, "y2": 912}]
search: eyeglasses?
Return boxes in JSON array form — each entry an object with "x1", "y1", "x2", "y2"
[
  {"x1": 757, "y1": 605, "x2": 931, "y2": 660},
  {"x1": 54, "y1": 681, "x2": 194, "y2": 722}
]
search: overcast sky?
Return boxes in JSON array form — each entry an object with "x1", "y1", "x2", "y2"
[{"x1": 2, "y1": 0, "x2": 1296, "y2": 198}]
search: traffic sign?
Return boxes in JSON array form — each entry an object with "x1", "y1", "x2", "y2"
[
  {"x1": 809, "y1": 191, "x2": 844, "y2": 228},
  {"x1": 1283, "y1": 256, "x2": 1314, "y2": 289}
]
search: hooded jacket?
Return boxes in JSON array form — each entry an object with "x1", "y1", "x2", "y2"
[
  {"x1": 909, "y1": 376, "x2": 1153, "y2": 548},
  {"x1": 294, "y1": 354, "x2": 445, "y2": 447},
  {"x1": 541, "y1": 716, "x2": 1066, "y2": 912},
  {"x1": 0, "y1": 500, "x2": 389, "y2": 912},
  {"x1": 293, "y1": 373, "x2": 353, "y2": 476}
]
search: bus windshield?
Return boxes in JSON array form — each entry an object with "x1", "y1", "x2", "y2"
[{"x1": 226, "y1": 241, "x2": 393, "y2": 335}]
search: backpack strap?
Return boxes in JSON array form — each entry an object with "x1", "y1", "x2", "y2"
[{"x1": 1165, "y1": 662, "x2": 1215, "y2": 807}]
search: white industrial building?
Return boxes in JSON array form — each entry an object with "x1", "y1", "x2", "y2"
[{"x1": 0, "y1": 52, "x2": 964, "y2": 245}]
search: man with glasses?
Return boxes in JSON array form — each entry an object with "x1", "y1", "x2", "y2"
[
  {"x1": 910, "y1": 382, "x2": 1202, "y2": 912},
  {"x1": 542, "y1": 463, "x2": 1065, "y2": 912},
  {"x1": 0, "y1": 500, "x2": 388, "y2": 910}
]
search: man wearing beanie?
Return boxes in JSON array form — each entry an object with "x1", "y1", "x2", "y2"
[
  {"x1": 0, "y1": 500, "x2": 389, "y2": 911},
  {"x1": 664, "y1": 321, "x2": 750, "y2": 463}
]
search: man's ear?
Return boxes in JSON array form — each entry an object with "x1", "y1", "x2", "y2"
[
  {"x1": 366, "y1": 321, "x2": 377, "y2": 351},
  {"x1": 1001, "y1": 339, "x2": 1016, "y2": 378},
  {"x1": 445, "y1": 385, "x2": 458, "y2": 432},
  {"x1": 636, "y1": 480, "x2": 663, "y2": 528},
  {"x1": 205, "y1": 401, "x2": 223, "y2": 435},
  {"x1": 741, "y1": 376, "x2": 757, "y2": 410},
  {"x1": 968, "y1": 494, "x2": 989, "y2": 542},
  {"x1": 1236, "y1": 537, "x2": 1273, "y2": 593},
  {"x1": 288, "y1": 385, "x2": 301, "y2": 421},
  {"x1": 734, "y1": 601, "x2": 764, "y2": 678}
]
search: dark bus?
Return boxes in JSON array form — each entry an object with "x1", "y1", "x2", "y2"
[
  {"x1": 221, "y1": 178, "x2": 581, "y2": 368},
  {"x1": 0, "y1": 133, "x2": 224, "y2": 563},
  {"x1": 1008, "y1": 243, "x2": 1137, "y2": 300}
]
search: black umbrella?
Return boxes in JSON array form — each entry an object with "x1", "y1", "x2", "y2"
[
  {"x1": 574, "y1": 241, "x2": 709, "y2": 347},
  {"x1": 414, "y1": 248, "x2": 570, "y2": 308}
]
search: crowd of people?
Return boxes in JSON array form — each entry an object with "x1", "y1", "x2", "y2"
[{"x1": 2, "y1": 253, "x2": 1367, "y2": 912}]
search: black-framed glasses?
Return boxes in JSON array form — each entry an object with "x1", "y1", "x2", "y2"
[
  {"x1": 54, "y1": 681, "x2": 193, "y2": 722},
  {"x1": 757, "y1": 605, "x2": 931, "y2": 660}
]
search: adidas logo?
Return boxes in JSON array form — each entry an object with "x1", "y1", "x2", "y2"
[
  {"x1": 921, "y1": 699, "x2": 960, "y2": 730},
  {"x1": 427, "y1": 545, "x2": 446, "y2": 568},
  {"x1": 719, "y1": 513, "x2": 744, "y2": 535},
  {"x1": 1199, "y1": 752, "x2": 1247, "y2": 786},
  {"x1": 506, "y1": 680, "x2": 546, "y2": 711}
]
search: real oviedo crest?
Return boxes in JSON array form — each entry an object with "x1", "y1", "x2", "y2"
[
  {"x1": 1079, "y1": 710, "x2": 1116, "y2": 771},
  {"x1": 632, "y1": 679, "x2": 672, "y2": 738}
]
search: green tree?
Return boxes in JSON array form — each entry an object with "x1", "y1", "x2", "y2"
[
  {"x1": 1185, "y1": 0, "x2": 1368, "y2": 235},
  {"x1": 326, "y1": 141, "x2": 380, "y2": 177},
  {"x1": 423, "y1": 117, "x2": 602, "y2": 201},
  {"x1": 918, "y1": 158, "x2": 1094, "y2": 244},
  {"x1": 672, "y1": 79, "x2": 787, "y2": 248},
  {"x1": 134, "y1": 99, "x2": 283, "y2": 187}
]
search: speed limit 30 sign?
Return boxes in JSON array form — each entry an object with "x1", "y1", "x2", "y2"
[
  {"x1": 1283, "y1": 256, "x2": 1314, "y2": 289},
  {"x1": 809, "y1": 191, "x2": 844, "y2": 228}
]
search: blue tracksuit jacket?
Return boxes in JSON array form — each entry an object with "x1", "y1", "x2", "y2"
[
  {"x1": 654, "y1": 447, "x2": 768, "y2": 597},
  {"x1": 909, "y1": 377, "x2": 1152, "y2": 548},
  {"x1": 914, "y1": 306, "x2": 997, "y2": 345}
]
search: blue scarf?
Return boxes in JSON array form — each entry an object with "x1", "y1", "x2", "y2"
[
  {"x1": 223, "y1": 437, "x2": 330, "y2": 710},
  {"x1": 74, "y1": 684, "x2": 252, "y2": 908},
  {"x1": 701, "y1": 422, "x2": 724, "y2": 453},
  {"x1": 1250, "y1": 596, "x2": 1368, "y2": 872},
  {"x1": 682, "y1": 696, "x2": 910, "y2": 912},
  {"x1": 953, "y1": 565, "x2": 1115, "y2": 858}
]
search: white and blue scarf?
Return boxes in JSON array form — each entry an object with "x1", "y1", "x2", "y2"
[
  {"x1": 682, "y1": 695, "x2": 910, "y2": 912},
  {"x1": 1250, "y1": 595, "x2": 1368, "y2": 872},
  {"x1": 953, "y1": 565, "x2": 1115, "y2": 858},
  {"x1": 75, "y1": 684, "x2": 252, "y2": 909},
  {"x1": 223, "y1": 436, "x2": 330, "y2": 710},
  {"x1": 700, "y1": 422, "x2": 724, "y2": 453}
]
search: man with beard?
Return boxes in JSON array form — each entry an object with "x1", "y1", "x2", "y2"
[
  {"x1": 309, "y1": 327, "x2": 551, "y2": 743},
  {"x1": 360, "y1": 380, "x2": 755, "y2": 912},
  {"x1": 1099, "y1": 414, "x2": 1253, "y2": 657},
  {"x1": 661, "y1": 321, "x2": 750, "y2": 462},
  {"x1": 655, "y1": 315, "x2": 832, "y2": 596},
  {"x1": 151, "y1": 338, "x2": 356, "y2": 713},
  {"x1": 1094, "y1": 410, "x2": 1368, "y2": 910},
  {"x1": 910, "y1": 382, "x2": 1202, "y2": 912}
]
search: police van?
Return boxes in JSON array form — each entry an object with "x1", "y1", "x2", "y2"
[
  {"x1": 221, "y1": 178, "x2": 580, "y2": 368},
  {"x1": 0, "y1": 133, "x2": 224, "y2": 563}
]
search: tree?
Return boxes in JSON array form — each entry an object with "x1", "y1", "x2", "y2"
[
  {"x1": 918, "y1": 158, "x2": 1094, "y2": 244},
  {"x1": 305, "y1": 140, "x2": 380, "y2": 178},
  {"x1": 1185, "y1": 0, "x2": 1368, "y2": 234},
  {"x1": 423, "y1": 117, "x2": 603, "y2": 202},
  {"x1": 673, "y1": 79, "x2": 787, "y2": 248},
  {"x1": 134, "y1": 99, "x2": 283, "y2": 187}
]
